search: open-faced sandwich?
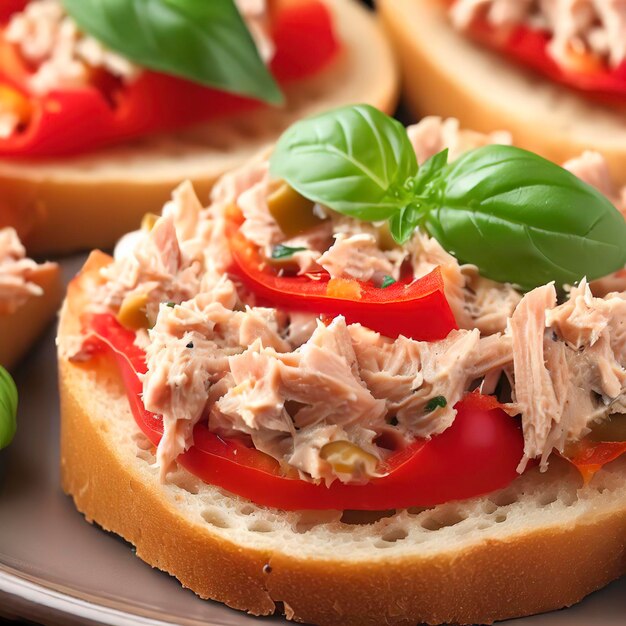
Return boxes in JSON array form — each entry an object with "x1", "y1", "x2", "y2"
[
  {"x1": 0, "y1": 0, "x2": 397, "y2": 255},
  {"x1": 58, "y1": 105, "x2": 626, "y2": 626},
  {"x1": 379, "y1": 0, "x2": 626, "y2": 185},
  {"x1": 0, "y1": 226, "x2": 61, "y2": 369}
]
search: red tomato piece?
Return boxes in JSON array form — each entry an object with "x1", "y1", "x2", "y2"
[{"x1": 85, "y1": 313, "x2": 525, "y2": 511}]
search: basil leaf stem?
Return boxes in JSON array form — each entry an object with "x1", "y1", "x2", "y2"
[
  {"x1": 0, "y1": 367, "x2": 17, "y2": 450},
  {"x1": 270, "y1": 105, "x2": 626, "y2": 289},
  {"x1": 62, "y1": 0, "x2": 282, "y2": 104}
]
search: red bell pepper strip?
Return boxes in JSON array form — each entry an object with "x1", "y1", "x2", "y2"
[
  {"x1": 0, "y1": 1, "x2": 340, "y2": 157},
  {"x1": 228, "y1": 229, "x2": 458, "y2": 342},
  {"x1": 84, "y1": 312, "x2": 525, "y2": 511},
  {"x1": 465, "y1": 15, "x2": 626, "y2": 104},
  {"x1": 564, "y1": 439, "x2": 626, "y2": 484},
  {"x1": 0, "y1": 1, "x2": 26, "y2": 23}
]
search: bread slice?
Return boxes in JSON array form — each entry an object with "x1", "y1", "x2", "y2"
[
  {"x1": 0, "y1": 262, "x2": 62, "y2": 369},
  {"x1": 378, "y1": 0, "x2": 626, "y2": 186},
  {"x1": 0, "y1": 0, "x2": 398, "y2": 256},
  {"x1": 58, "y1": 257, "x2": 626, "y2": 626}
]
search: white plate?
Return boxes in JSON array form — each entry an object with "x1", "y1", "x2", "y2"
[{"x1": 0, "y1": 257, "x2": 624, "y2": 626}]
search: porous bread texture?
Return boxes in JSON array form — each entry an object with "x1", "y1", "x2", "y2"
[
  {"x1": 379, "y1": 0, "x2": 626, "y2": 186},
  {"x1": 59, "y1": 281, "x2": 626, "y2": 626},
  {"x1": 0, "y1": 0, "x2": 398, "y2": 256},
  {"x1": 0, "y1": 262, "x2": 62, "y2": 369}
]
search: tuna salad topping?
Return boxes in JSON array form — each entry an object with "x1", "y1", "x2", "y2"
[
  {"x1": 0, "y1": 227, "x2": 54, "y2": 315},
  {"x1": 4, "y1": 0, "x2": 140, "y2": 97},
  {"x1": 66, "y1": 107, "x2": 626, "y2": 492},
  {"x1": 450, "y1": 0, "x2": 626, "y2": 71}
]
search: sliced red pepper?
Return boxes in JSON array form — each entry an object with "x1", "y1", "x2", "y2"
[
  {"x1": 464, "y1": 14, "x2": 626, "y2": 104},
  {"x1": 0, "y1": 1, "x2": 26, "y2": 23},
  {"x1": 0, "y1": 1, "x2": 340, "y2": 156},
  {"x1": 564, "y1": 439, "x2": 626, "y2": 484},
  {"x1": 228, "y1": 229, "x2": 458, "y2": 341},
  {"x1": 84, "y1": 312, "x2": 525, "y2": 511}
]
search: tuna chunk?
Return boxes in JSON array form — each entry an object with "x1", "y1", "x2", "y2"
[
  {"x1": 546, "y1": 279, "x2": 610, "y2": 349},
  {"x1": 0, "y1": 227, "x2": 49, "y2": 315},
  {"x1": 463, "y1": 267, "x2": 522, "y2": 336},
  {"x1": 213, "y1": 318, "x2": 386, "y2": 483},
  {"x1": 318, "y1": 233, "x2": 398, "y2": 282},
  {"x1": 143, "y1": 275, "x2": 289, "y2": 478},
  {"x1": 510, "y1": 281, "x2": 626, "y2": 469},
  {"x1": 509, "y1": 284, "x2": 564, "y2": 469},
  {"x1": 143, "y1": 302, "x2": 230, "y2": 479},
  {"x1": 407, "y1": 116, "x2": 511, "y2": 164},
  {"x1": 238, "y1": 166, "x2": 284, "y2": 251},
  {"x1": 99, "y1": 215, "x2": 202, "y2": 321},
  {"x1": 350, "y1": 324, "x2": 512, "y2": 438}
]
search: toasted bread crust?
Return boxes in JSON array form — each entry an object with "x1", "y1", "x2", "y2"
[
  {"x1": 379, "y1": 0, "x2": 626, "y2": 187},
  {"x1": 58, "y1": 259, "x2": 626, "y2": 626},
  {"x1": 0, "y1": 263, "x2": 62, "y2": 369},
  {"x1": 0, "y1": 0, "x2": 398, "y2": 256}
]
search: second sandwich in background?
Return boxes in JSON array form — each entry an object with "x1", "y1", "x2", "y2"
[
  {"x1": 379, "y1": 0, "x2": 626, "y2": 185},
  {"x1": 0, "y1": 0, "x2": 398, "y2": 255}
]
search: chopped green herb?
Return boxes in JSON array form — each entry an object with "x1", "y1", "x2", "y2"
[
  {"x1": 165, "y1": 302, "x2": 176, "y2": 308},
  {"x1": 271, "y1": 244, "x2": 308, "y2": 260},
  {"x1": 381, "y1": 275, "x2": 396, "y2": 288},
  {"x1": 425, "y1": 396, "x2": 447, "y2": 413}
]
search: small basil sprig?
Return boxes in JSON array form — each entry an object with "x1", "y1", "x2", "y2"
[
  {"x1": 62, "y1": 0, "x2": 282, "y2": 104},
  {"x1": 0, "y1": 367, "x2": 17, "y2": 450},
  {"x1": 270, "y1": 104, "x2": 626, "y2": 290}
]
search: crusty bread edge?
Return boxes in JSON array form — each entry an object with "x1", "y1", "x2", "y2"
[
  {"x1": 0, "y1": 0, "x2": 398, "y2": 256},
  {"x1": 58, "y1": 260, "x2": 625, "y2": 626},
  {"x1": 378, "y1": 0, "x2": 626, "y2": 186},
  {"x1": 0, "y1": 263, "x2": 62, "y2": 370}
]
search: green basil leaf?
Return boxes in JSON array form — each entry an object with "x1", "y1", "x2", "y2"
[
  {"x1": 271, "y1": 244, "x2": 308, "y2": 260},
  {"x1": 0, "y1": 367, "x2": 17, "y2": 450},
  {"x1": 412, "y1": 148, "x2": 448, "y2": 194},
  {"x1": 270, "y1": 104, "x2": 418, "y2": 221},
  {"x1": 425, "y1": 145, "x2": 626, "y2": 290},
  {"x1": 389, "y1": 202, "x2": 430, "y2": 245},
  {"x1": 62, "y1": 0, "x2": 282, "y2": 104},
  {"x1": 388, "y1": 205, "x2": 414, "y2": 244}
]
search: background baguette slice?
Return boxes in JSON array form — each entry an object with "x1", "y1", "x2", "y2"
[
  {"x1": 0, "y1": 263, "x2": 62, "y2": 370},
  {"x1": 0, "y1": 0, "x2": 398, "y2": 256},
  {"x1": 59, "y1": 261, "x2": 626, "y2": 626},
  {"x1": 379, "y1": 0, "x2": 626, "y2": 186}
]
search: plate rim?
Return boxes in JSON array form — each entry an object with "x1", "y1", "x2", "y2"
[{"x1": 0, "y1": 563, "x2": 183, "y2": 626}]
